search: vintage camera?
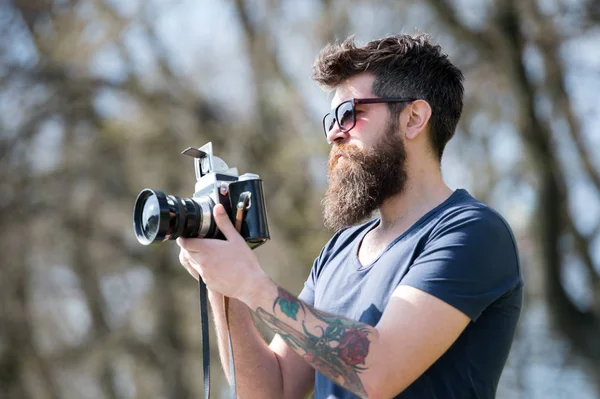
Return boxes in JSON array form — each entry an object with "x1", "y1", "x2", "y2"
[{"x1": 133, "y1": 142, "x2": 270, "y2": 248}]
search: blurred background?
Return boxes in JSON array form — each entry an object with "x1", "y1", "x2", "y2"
[{"x1": 0, "y1": 0, "x2": 599, "y2": 398}]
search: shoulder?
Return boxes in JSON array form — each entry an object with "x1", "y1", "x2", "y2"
[
  {"x1": 417, "y1": 190, "x2": 523, "y2": 289},
  {"x1": 429, "y1": 190, "x2": 517, "y2": 250},
  {"x1": 402, "y1": 190, "x2": 523, "y2": 320}
]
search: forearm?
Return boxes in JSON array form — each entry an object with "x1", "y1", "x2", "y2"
[
  {"x1": 243, "y1": 279, "x2": 381, "y2": 398},
  {"x1": 208, "y1": 290, "x2": 284, "y2": 399}
]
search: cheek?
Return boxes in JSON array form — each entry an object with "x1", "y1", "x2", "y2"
[
  {"x1": 354, "y1": 115, "x2": 381, "y2": 136},
  {"x1": 349, "y1": 124, "x2": 377, "y2": 149},
  {"x1": 347, "y1": 119, "x2": 369, "y2": 144},
  {"x1": 355, "y1": 114, "x2": 369, "y2": 128}
]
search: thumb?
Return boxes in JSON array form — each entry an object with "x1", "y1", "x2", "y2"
[{"x1": 213, "y1": 204, "x2": 242, "y2": 242}]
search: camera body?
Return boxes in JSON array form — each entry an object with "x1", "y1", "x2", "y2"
[{"x1": 133, "y1": 142, "x2": 270, "y2": 248}]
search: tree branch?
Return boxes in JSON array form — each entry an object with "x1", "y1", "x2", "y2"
[
  {"x1": 424, "y1": 0, "x2": 497, "y2": 59},
  {"x1": 527, "y1": 2, "x2": 600, "y2": 194}
]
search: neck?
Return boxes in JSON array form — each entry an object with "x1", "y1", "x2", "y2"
[{"x1": 377, "y1": 160, "x2": 453, "y2": 232}]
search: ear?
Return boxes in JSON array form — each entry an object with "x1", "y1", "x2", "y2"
[{"x1": 405, "y1": 100, "x2": 432, "y2": 140}]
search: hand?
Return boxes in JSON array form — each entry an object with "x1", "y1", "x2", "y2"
[{"x1": 176, "y1": 204, "x2": 269, "y2": 304}]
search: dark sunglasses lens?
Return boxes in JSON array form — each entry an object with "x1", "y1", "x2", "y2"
[
  {"x1": 323, "y1": 113, "x2": 335, "y2": 134},
  {"x1": 337, "y1": 102, "x2": 355, "y2": 131}
]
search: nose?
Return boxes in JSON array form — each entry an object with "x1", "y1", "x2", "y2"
[{"x1": 326, "y1": 123, "x2": 350, "y2": 144}]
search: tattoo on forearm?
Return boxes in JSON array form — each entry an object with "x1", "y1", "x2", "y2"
[
  {"x1": 273, "y1": 287, "x2": 304, "y2": 320},
  {"x1": 256, "y1": 287, "x2": 372, "y2": 397}
]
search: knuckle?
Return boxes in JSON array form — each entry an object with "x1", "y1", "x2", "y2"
[{"x1": 180, "y1": 238, "x2": 199, "y2": 251}]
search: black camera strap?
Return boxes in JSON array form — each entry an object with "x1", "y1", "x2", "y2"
[
  {"x1": 199, "y1": 192, "x2": 251, "y2": 399},
  {"x1": 198, "y1": 273, "x2": 237, "y2": 399},
  {"x1": 199, "y1": 278, "x2": 211, "y2": 399}
]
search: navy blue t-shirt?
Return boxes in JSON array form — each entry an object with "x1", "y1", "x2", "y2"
[{"x1": 298, "y1": 189, "x2": 523, "y2": 399}]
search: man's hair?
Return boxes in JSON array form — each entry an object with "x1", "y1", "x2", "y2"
[{"x1": 312, "y1": 34, "x2": 464, "y2": 161}]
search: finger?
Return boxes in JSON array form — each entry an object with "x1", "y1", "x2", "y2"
[
  {"x1": 179, "y1": 250, "x2": 200, "y2": 280},
  {"x1": 177, "y1": 237, "x2": 209, "y2": 252},
  {"x1": 213, "y1": 203, "x2": 242, "y2": 242}
]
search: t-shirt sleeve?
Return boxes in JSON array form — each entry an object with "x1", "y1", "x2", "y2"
[
  {"x1": 399, "y1": 208, "x2": 521, "y2": 321},
  {"x1": 298, "y1": 259, "x2": 317, "y2": 306},
  {"x1": 298, "y1": 247, "x2": 325, "y2": 306}
]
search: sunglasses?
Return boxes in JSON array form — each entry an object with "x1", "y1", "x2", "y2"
[{"x1": 322, "y1": 97, "x2": 417, "y2": 138}]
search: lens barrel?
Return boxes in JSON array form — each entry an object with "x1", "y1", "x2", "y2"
[{"x1": 133, "y1": 189, "x2": 215, "y2": 245}]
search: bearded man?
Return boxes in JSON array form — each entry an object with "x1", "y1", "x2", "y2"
[{"x1": 177, "y1": 34, "x2": 523, "y2": 399}]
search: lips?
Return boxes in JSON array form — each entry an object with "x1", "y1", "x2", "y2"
[
  {"x1": 329, "y1": 144, "x2": 359, "y2": 168},
  {"x1": 332, "y1": 150, "x2": 348, "y2": 160}
]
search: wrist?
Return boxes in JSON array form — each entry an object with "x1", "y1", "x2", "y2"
[{"x1": 240, "y1": 272, "x2": 276, "y2": 310}]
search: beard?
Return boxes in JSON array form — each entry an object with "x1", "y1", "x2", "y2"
[{"x1": 322, "y1": 122, "x2": 408, "y2": 231}]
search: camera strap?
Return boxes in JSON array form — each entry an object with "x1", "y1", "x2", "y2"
[
  {"x1": 199, "y1": 277, "x2": 211, "y2": 399},
  {"x1": 199, "y1": 192, "x2": 251, "y2": 399},
  {"x1": 198, "y1": 271, "x2": 238, "y2": 399}
]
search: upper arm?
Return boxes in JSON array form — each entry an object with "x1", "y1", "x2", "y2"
[
  {"x1": 269, "y1": 334, "x2": 315, "y2": 399},
  {"x1": 366, "y1": 285, "x2": 470, "y2": 398}
]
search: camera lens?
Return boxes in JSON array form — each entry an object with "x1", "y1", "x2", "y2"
[
  {"x1": 134, "y1": 189, "x2": 170, "y2": 245},
  {"x1": 141, "y1": 194, "x2": 160, "y2": 238},
  {"x1": 133, "y1": 188, "x2": 216, "y2": 245}
]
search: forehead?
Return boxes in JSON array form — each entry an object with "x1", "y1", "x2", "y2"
[{"x1": 331, "y1": 73, "x2": 376, "y2": 108}]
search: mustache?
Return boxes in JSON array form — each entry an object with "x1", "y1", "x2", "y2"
[{"x1": 329, "y1": 143, "x2": 365, "y2": 161}]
